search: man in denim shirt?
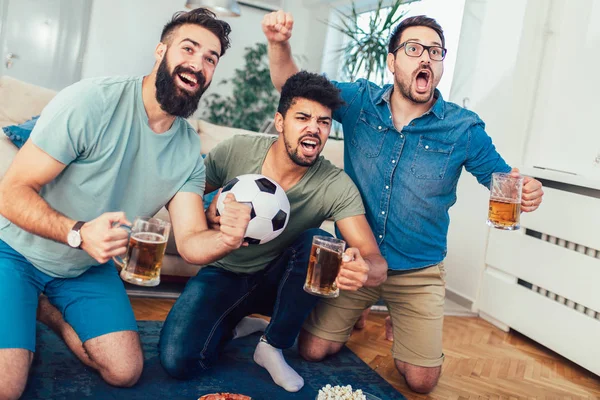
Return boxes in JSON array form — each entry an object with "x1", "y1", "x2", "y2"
[{"x1": 262, "y1": 11, "x2": 545, "y2": 394}]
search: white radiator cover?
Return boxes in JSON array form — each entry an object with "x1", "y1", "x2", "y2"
[{"x1": 478, "y1": 185, "x2": 600, "y2": 376}]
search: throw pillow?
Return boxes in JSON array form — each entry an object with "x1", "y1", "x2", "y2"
[{"x1": 2, "y1": 116, "x2": 39, "y2": 148}]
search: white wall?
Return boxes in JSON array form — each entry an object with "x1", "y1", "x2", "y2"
[
  {"x1": 522, "y1": 0, "x2": 600, "y2": 188},
  {"x1": 444, "y1": 0, "x2": 536, "y2": 304}
]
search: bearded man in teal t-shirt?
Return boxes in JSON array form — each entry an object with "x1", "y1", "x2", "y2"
[{"x1": 0, "y1": 9, "x2": 254, "y2": 398}]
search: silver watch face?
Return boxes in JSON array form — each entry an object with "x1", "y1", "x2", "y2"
[{"x1": 67, "y1": 230, "x2": 81, "y2": 248}]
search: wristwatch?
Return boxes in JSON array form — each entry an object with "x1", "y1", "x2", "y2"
[{"x1": 67, "y1": 221, "x2": 86, "y2": 249}]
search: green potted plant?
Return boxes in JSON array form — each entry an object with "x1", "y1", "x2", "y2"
[
  {"x1": 330, "y1": 0, "x2": 420, "y2": 84},
  {"x1": 203, "y1": 42, "x2": 278, "y2": 132}
]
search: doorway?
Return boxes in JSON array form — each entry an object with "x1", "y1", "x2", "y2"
[{"x1": 0, "y1": 0, "x2": 92, "y2": 90}]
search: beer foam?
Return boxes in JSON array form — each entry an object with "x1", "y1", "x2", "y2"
[{"x1": 132, "y1": 232, "x2": 167, "y2": 243}]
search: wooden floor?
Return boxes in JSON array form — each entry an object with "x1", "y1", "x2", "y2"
[{"x1": 130, "y1": 298, "x2": 600, "y2": 399}]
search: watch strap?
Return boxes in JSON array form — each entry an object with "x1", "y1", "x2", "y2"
[{"x1": 72, "y1": 220, "x2": 85, "y2": 232}]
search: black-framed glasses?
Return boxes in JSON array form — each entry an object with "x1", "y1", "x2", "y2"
[{"x1": 391, "y1": 41, "x2": 447, "y2": 61}]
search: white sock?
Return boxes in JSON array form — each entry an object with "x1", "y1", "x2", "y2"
[
  {"x1": 253, "y1": 338, "x2": 304, "y2": 392},
  {"x1": 232, "y1": 317, "x2": 269, "y2": 339}
]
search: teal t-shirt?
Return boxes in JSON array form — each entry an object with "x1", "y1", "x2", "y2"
[{"x1": 0, "y1": 76, "x2": 205, "y2": 278}]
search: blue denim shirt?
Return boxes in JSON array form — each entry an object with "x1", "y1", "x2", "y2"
[{"x1": 334, "y1": 79, "x2": 511, "y2": 271}]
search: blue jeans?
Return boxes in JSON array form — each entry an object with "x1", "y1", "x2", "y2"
[{"x1": 159, "y1": 228, "x2": 329, "y2": 379}]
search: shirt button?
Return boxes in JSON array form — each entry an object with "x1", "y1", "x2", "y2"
[
  {"x1": 379, "y1": 235, "x2": 383, "y2": 238},
  {"x1": 425, "y1": 145, "x2": 430, "y2": 150},
  {"x1": 378, "y1": 126, "x2": 382, "y2": 130},
  {"x1": 381, "y1": 211, "x2": 385, "y2": 215},
  {"x1": 392, "y1": 160, "x2": 396, "y2": 163},
  {"x1": 400, "y1": 134, "x2": 404, "y2": 138},
  {"x1": 385, "y1": 185, "x2": 389, "y2": 189}
]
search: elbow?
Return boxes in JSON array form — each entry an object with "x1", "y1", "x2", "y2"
[
  {"x1": 178, "y1": 243, "x2": 200, "y2": 266},
  {"x1": 175, "y1": 237, "x2": 195, "y2": 265},
  {"x1": 178, "y1": 242, "x2": 211, "y2": 266}
]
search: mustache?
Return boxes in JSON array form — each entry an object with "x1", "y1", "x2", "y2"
[{"x1": 173, "y1": 65, "x2": 206, "y2": 90}]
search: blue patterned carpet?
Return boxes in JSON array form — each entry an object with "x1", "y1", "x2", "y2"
[{"x1": 23, "y1": 321, "x2": 405, "y2": 400}]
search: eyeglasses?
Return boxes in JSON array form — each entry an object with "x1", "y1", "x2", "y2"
[{"x1": 391, "y1": 41, "x2": 447, "y2": 61}]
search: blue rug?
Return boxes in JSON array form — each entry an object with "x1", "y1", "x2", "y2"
[{"x1": 23, "y1": 321, "x2": 404, "y2": 400}]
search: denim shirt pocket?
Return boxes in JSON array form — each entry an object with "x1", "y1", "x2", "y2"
[
  {"x1": 410, "y1": 136, "x2": 455, "y2": 180},
  {"x1": 350, "y1": 110, "x2": 388, "y2": 158}
]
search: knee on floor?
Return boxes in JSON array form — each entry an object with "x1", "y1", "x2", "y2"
[
  {"x1": 298, "y1": 345, "x2": 328, "y2": 362},
  {"x1": 100, "y1": 361, "x2": 143, "y2": 387},
  {"x1": 159, "y1": 346, "x2": 210, "y2": 380},
  {"x1": 396, "y1": 363, "x2": 441, "y2": 394},
  {"x1": 0, "y1": 384, "x2": 26, "y2": 400}
]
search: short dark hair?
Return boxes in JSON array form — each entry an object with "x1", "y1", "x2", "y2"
[
  {"x1": 161, "y1": 8, "x2": 231, "y2": 56},
  {"x1": 388, "y1": 15, "x2": 445, "y2": 54},
  {"x1": 277, "y1": 71, "x2": 345, "y2": 117}
]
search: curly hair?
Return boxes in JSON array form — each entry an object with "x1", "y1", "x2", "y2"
[{"x1": 277, "y1": 71, "x2": 345, "y2": 116}]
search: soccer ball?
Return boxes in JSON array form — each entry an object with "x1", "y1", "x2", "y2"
[{"x1": 216, "y1": 174, "x2": 290, "y2": 245}]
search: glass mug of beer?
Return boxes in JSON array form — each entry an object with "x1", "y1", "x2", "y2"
[
  {"x1": 487, "y1": 172, "x2": 523, "y2": 230},
  {"x1": 304, "y1": 236, "x2": 346, "y2": 298},
  {"x1": 113, "y1": 217, "x2": 170, "y2": 287}
]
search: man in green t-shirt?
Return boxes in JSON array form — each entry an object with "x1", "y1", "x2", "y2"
[
  {"x1": 159, "y1": 71, "x2": 388, "y2": 393},
  {"x1": 0, "y1": 9, "x2": 251, "y2": 399}
]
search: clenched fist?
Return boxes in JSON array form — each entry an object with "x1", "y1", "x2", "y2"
[
  {"x1": 509, "y1": 168, "x2": 544, "y2": 212},
  {"x1": 262, "y1": 10, "x2": 294, "y2": 43},
  {"x1": 336, "y1": 248, "x2": 369, "y2": 291},
  {"x1": 218, "y1": 193, "x2": 251, "y2": 250}
]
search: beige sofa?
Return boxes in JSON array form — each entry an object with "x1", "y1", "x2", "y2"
[{"x1": 0, "y1": 76, "x2": 342, "y2": 280}]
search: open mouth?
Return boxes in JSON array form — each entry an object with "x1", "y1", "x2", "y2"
[
  {"x1": 176, "y1": 72, "x2": 199, "y2": 92},
  {"x1": 299, "y1": 137, "x2": 321, "y2": 156},
  {"x1": 415, "y1": 69, "x2": 431, "y2": 93}
]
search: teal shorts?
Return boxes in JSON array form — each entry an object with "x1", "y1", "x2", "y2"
[{"x1": 0, "y1": 239, "x2": 138, "y2": 352}]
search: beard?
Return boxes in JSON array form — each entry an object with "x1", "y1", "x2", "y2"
[
  {"x1": 155, "y1": 56, "x2": 209, "y2": 118},
  {"x1": 397, "y1": 66, "x2": 436, "y2": 104},
  {"x1": 283, "y1": 132, "x2": 320, "y2": 167}
]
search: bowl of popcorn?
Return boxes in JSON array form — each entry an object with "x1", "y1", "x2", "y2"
[{"x1": 316, "y1": 384, "x2": 382, "y2": 400}]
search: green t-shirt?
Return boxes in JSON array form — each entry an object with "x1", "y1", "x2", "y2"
[
  {"x1": 0, "y1": 76, "x2": 205, "y2": 278},
  {"x1": 205, "y1": 134, "x2": 365, "y2": 274}
]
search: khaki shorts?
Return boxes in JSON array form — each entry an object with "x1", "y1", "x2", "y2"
[{"x1": 303, "y1": 263, "x2": 446, "y2": 367}]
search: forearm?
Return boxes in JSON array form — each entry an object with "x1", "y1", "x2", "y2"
[
  {"x1": 363, "y1": 253, "x2": 388, "y2": 287},
  {"x1": 0, "y1": 183, "x2": 74, "y2": 244},
  {"x1": 177, "y1": 229, "x2": 237, "y2": 265},
  {"x1": 268, "y1": 41, "x2": 299, "y2": 92}
]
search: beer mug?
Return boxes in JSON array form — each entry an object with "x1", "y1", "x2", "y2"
[
  {"x1": 304, "y1": 236, "x2": 346, "y2": 298},
  {"x1": 487, "y1": 172, "x2": 523, "y2": 230},
  {"x1": 113, "y1": 217, "x2": 170, "y2": 287}
]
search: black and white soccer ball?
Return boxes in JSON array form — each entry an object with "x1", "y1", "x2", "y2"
[{"x1": 216, "y1": 174, "x2": 290, "y2": 245}]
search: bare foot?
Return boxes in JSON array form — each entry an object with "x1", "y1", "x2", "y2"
[
  {"x1": 385, "y1": 316, "x2": 393, "y2": 341},
  {"x1": 354, "y1": 308, "x2": 371, "y2": 330}
]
